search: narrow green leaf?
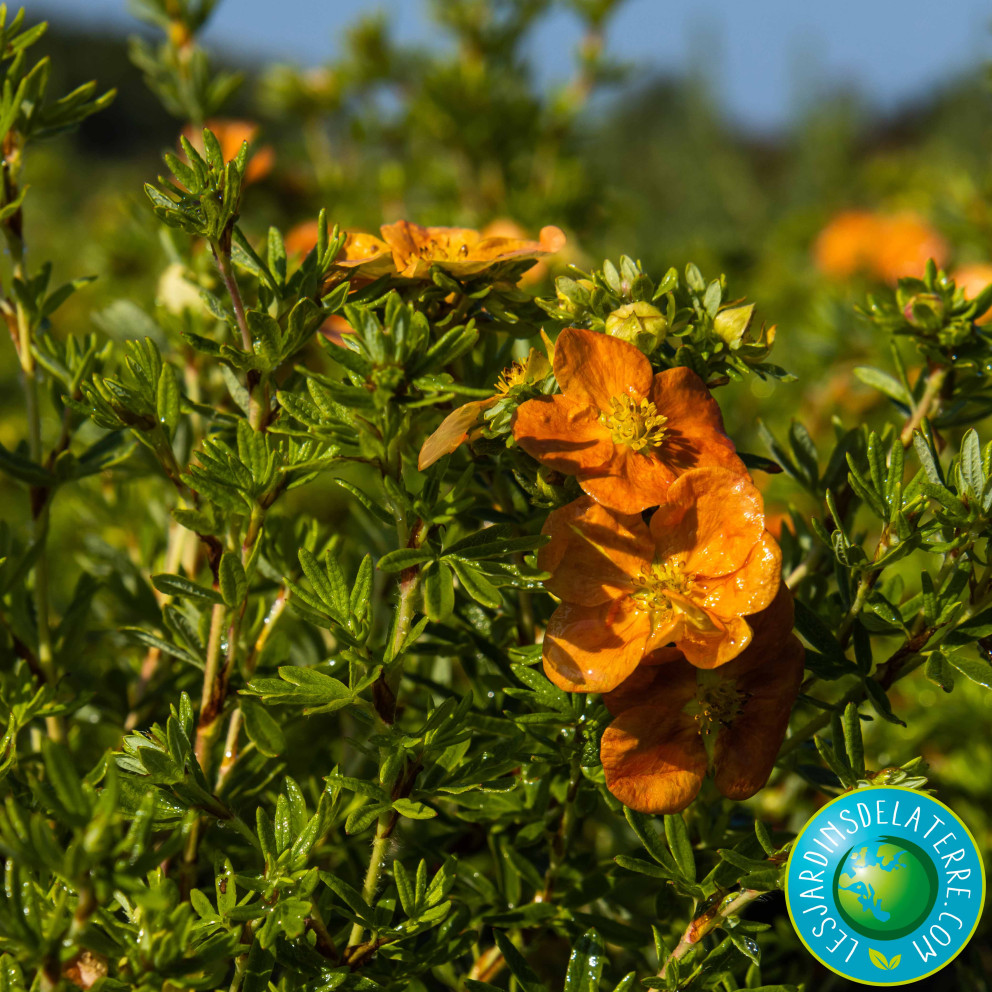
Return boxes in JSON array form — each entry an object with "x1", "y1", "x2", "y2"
[
  {"x1": 564, "y1": 929, "x2": 604, "y2": 992},
  {"x1": 240, "y1": 699, "x2": 286, "y2": 757},
  {"x1": 664, "y1": 813, "x2": 696, "y2": 882},
  {"x1": 219, "y1": 552, "x2": 247, "y2": 608}
]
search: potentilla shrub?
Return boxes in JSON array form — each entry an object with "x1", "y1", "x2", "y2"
[{"x1": 1, "y1": 5, "x2": 991, "y2": 992}]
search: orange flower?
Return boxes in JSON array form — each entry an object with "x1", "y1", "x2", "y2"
[
  {"x1": 953, "y1": 263, "x2": 992, "y2": 325},
  {"x1": 418, "y1": 349, "x2": 551, "y2": 469},
  {"x1": 813, "y1": 210, "x2": 947, "y2": 284},
  {"x1": 481, "y1": 218, "x2": 554, "y2": 286},
  {"x1": 873, "y1": 213, "x2": 948, "y2": 284},
  {"x1": 318, "y1": 314, "x2": 356, "y2": 346},
  {"x1": 283, "y1": 221, "x2": 396, "y2": 281},
  {"x1": 379, "y1": 220, "x2": 565, "y2": 280},
  {"x1": 599, "y1": 585, "x2": 803, "y2": 813},
  {"x1": 284, "y1": 219, "x2": 321, "y2": 259},
  {"x1": 813, "y1": 210, "x2": 879, "y2": 279},
  {"x1": 539, "y1": 468, "x2": 781, "y2": 692},
  {"x1": 181, "y1": 119, "x2": 274, "y2": 185},
  {"x1": 513, "y1": 327, "x2": 744, "y2": 513}
]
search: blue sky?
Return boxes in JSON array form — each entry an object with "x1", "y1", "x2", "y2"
[{"x1": 36, "y1": 0, "x2": 992, "y2": 131}]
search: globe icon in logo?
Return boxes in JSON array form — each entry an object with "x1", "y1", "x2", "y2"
[{"x1": 833, "y1": 836, "x2": 939, "y2": 940}]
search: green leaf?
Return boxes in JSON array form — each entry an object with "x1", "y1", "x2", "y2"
[
  {"x1": 422, "y1": 560, "x2": 455, "y2": 622},
  {"x1": 392, "y1": 798, "x2": 437, "y2": 819},
  {"x1": 959, "y1": 428, "x2": 984, "y2": 499},
  {"x1": 219, "y1": 552, "x2": 247, "y2": 608},
  {"x1": 925, "y1": 652, "x2": 955, "y2": 692},
  {"x1": 240, "y1": 699, "x2": 286, "y2": 757},
  {"x1": 564, "y1": 929, "x2": 604, "y2": 992},
  {"x1": 492, "y1": 931, "x2": 545, "y2": 992},
  {"x1": 864, "y1": 678, "x2": 906, "y2": 726},
  {"x1": 852, "y1": 367, "x2": 911, "y2": 406},
  {"x1": 624, "y1": 809, "x2": 679, "y2": 873},
  {"x1": 243, "y1": 666, "x2": 357, "y2": 713},
  {"x1": 794, "y1": 599, "x2": 847, "y2": 666},
  {"x1": 946, "y1": 650, "x2": 992, "y2": 690},
  {"x1": 151, "y1": 573, "x2": 224, "y2": 605},
  {"x1": 664, "y1": 813, "x2": 696, "y2": 882},
  {"x1": 378, "y1": 548, "x2": 435, "y2": 572},
  {"x1": 448, "y1": 557, "x2": 502, "y2": 609},
  {"x1": 842, "y1": 703, "x2": 865, "y2": 777},
  {"x1": 298, "y1": 547, "x2": 348, "y2": 621},
  {"x1": 42, "y1": 741, "x2": 88, "y2": 821},
  {"x1": 156, "y1": 363, "x2": 180, "y2": 434}
]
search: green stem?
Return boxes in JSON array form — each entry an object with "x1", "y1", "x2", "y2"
[
  {"x1": 346, "y1": 814, "x2": 393, "y2": 950},
  {"x1": 212, "y1": 240, "x2": 267, "y2": 430},
  {"x1": 16, "y1": 288, "x2": 63, "y2": 742}
]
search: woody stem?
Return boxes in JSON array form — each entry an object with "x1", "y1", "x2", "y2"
[{"x1": 660, "y1": 888, "x2": 762, "y2": 979}]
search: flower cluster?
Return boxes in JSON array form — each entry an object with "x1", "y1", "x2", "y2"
[{"x1": 510, "y1": 328, "x2": 803, "y2": 812}]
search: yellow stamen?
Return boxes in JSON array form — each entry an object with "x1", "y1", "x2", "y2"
[
  {"x1": 601, "y1": 395, "x2": 668, "y2": 453},
  {"x1": 495, "y1": 359, "x2": 528, "y2": 395},
  {"x1": 689, "y1": 673, "x2": 744, "y2": 737},
  {"x1": 632, "y1": 560, "x2": 692, "y2": 623}
]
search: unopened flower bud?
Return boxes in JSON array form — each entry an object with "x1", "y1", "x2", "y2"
[
  {"x1": 605, "y1": 302, "x2": 667, "y2": 353},
  {"x1": 902, "y1": 293, "x2": 945, "y2": 331},
  {"x1": 713, "y1": 303, "x2": 755, "y2": 348},
  {"x1": 555, "y1": 276, "x2": 594, "y2": 317}
]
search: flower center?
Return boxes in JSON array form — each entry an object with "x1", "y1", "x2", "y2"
[
  {"x1": 688, "y1": 671, "x2": 744, "y2": 738},
  {"x1": 495, "y1": 360, "x2": 528, "y2": 394},
  {"x1": 601, "y1": 395, "x2": 668, "y2": 453},
  {"x1": 632, "y1": 560, "x2": 691, "y2": 620}
]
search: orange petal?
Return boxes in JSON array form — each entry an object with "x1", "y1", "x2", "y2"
[
  {"x1": 553, "y1": 328, "x2": 652, "y2": 411},
  {"x1": 580, "y1": 448, "x2": 676, "y2": 513},
  {"x1": 713, "y1": 633, "x2": 804, "y2": 800},
  {"x1": 600, "y1": 704, "x2": 706, "y2": 814},
  {"x1": 694, "y1": 531, "x2": 782, "y2": 619},
  {"x1": 539, "y1": 496, "x2": 652, "y2": 606},
  {"x1": 650, "y1": 468, "x2": 765, "y2": 578},
  {"x1": 513, "y1": 395, "x2": 614, "y2": 474},
  {"x1": 649, "y1": 367, "x2": 745, "y2": 477},
  {"x1": 602, "y1": 654, "x2": 697, "y2": 716},
  {"x1": 418, "y1": 398, "x2": 494, "y2": 470},
  {"x1": 674, "y1": 611, "x2": 754, "y2": 668},
  {"x1": 334, "y1": 232, "x2": 395, "y2": 277},
  {"x1": 543, "y1": 597, "x2": 650, "y2": 693}
]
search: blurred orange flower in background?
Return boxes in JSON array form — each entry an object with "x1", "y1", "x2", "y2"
[
  {"x1": 952, "y1": 262, "x2": 992, "y2": 325},
  {"x1": 513, "y1": 328, "x2": 745, "y2": 513},
  {"x1": 813, "y1": 209, "x2": 947, "y2": 283},
  {"x1": 599, "y1": 586, "x2": 803, "y2": 813},
  {"x1": 539, "y1": 468, "x2": 781, "y2": 692},
  {"x1": 181, "y1": 118, "x2": 274, "y2": 185}
]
